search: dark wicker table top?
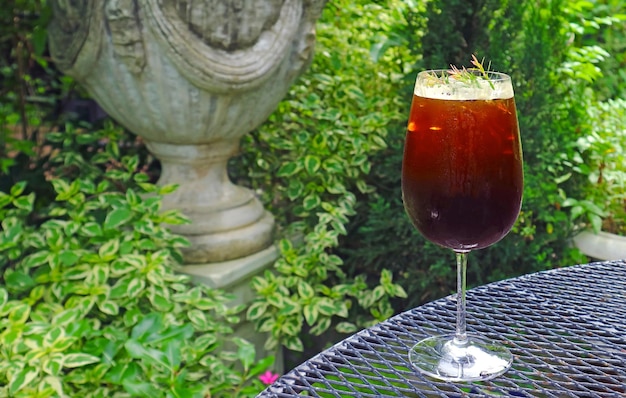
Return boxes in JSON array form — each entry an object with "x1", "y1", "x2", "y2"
[{"x1": 257, "y1": 260, "x2": 626, "y2": 397}]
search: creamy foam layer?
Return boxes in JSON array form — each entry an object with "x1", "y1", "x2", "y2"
[{"x1": 414, "y1": 76, "x2": 514, "y2": 100}]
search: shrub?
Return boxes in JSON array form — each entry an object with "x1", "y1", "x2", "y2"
[
  {"x1": 332, "y1": 0, "x2": 598, "y2": 309},
  {"x1": 564, "y1": 98, "x2": 626, "y2": 235},
  {"x1": 233, "y1": 0, "x2": 409, "y2": 355},
  {"x1": 0, "y1": 125, "x2": 269, "y2": 397}
]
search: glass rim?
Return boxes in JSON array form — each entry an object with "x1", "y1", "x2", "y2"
[{"x1": 417, "y1": 69, "x2": 511, "y2": 82}]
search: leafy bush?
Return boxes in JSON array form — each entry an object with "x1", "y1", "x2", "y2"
[
  {"x1": 574, "y1": 0, "x2": 626, "y2": 100},
  {"x1": 564, "y1": 98, "x2": 626, "y2": 235},
  {"x1": 0, "y1": 125, "x2": 269, "y2": 397},
  {"x1": 233, "y1": 0, "x2": 409, "y2": 355},
  {"x1": 0, "y1": 1, "x2": 71, "y2": 174},
  {"x1": 326, "y1": 0, "x2": 599, "y2": 309}
]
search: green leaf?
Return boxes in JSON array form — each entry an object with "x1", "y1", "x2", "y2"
[
  {"x1": 393, "y1": 285, "x2": 408, "y2": 298},
  {"x1": 277, "y1": 299, "x2": 300, "y2": 316},
  {"x1": 104, "y1": 208, "x2": 133, "y2": 230},
  {"x1": 309, "y1": 316, "x2": 331, "y2": 336},
  {"x1": 303, "y1": 194, "x2": 321, "y2": 211},
  {"x1": 9, "y1": 367, "x2": 38, "y2": 394},
  {"x1": 283, "y1": 336, "x2": 304, "y2": 352},
  {"x1": 5, "y1": 271, "x2": 35, "y2": 294},
  {"x1": 149, "y1": 292, "x2": 173, "y2": 312},
  {"x1": 266, "y1": 293, "x2": 284, "y2": 308},
  {"x1": 123, "y1": 380, "x2": 161, "y2": 398},
  {"x1": 99, "y1": 239, "x2": 120, "y2": 259},
  {"x1": 112, "y1": 255, "x2": 145, "y2": 275},
  {"x1": 44, "y1": 326, "x2": 64, "y2": 345},
  {"x1": 64, "y1": 353, "x2": 100, "y2": 368},
  {"x1": 0, "y1": 192, "x2": 11, "y2": 208},
  {"x1": 13, "y1": 194, "x2": 34, "y2": 210},
  {"x1": 297, "y1": 281, "x2": 314, "y2": 299},
  {"x1": 10, "y1": 181, "x2": 28, "y2": 197},
  {"x1": 303, "y1": 304, "x2": 318, "y2": 326},
  {"x1": 278, "y1": 238, "x2": 293, "y2": 254},
  {"x1": 335, "y1": 322, "x2": 358, "y2": 334},
  {"x1": 126, "y1": 188, "x2": 140, "y2": 206},
  {"x1": 131, "y1": 313, "x2": 162, "y2": 341},
  {"x1": 380, "y1": 269, "x2": 393, "y2": 285},
  {"x1": 286, "y1": 179, "x2": 304, "y2": 200},
  {"x1": 98, "y1": 301, "x2": 119, "y2": 316},
  {"x1": 248, "y1": 355, "x2": 275, "y2": 378},
  {"x1": 65, "y1": 264, "x2": 92, "y2": 280},
  {"x1": 250, "y1": 276, "x2": 270, "y2": 293},
  {"x1": 590, "y1": 213, "x2": 603, "y2": 233},
  {"x1": 22, "y1": 251, "x2": 49, "y2": 269},
  {"x1": 0, "y1": 288, "x2": 7, "y2": 309},
  {"x1": 322, "y1": 158, "x2": 344, "y2": 173},
  {"x1": 52, "y1": 308, "x2": 82, "y2": 326},
  {"x1": 233, "y1": 337, "x2": 256, "y2": 372},
  {"x1": 304, "y1": 155, "x2": 321, "y2": 174},
  {"x1": 59, "y1": 250, "x2": 79, "y2": 267},
  {"x1": 164, "y1": 339, "x2": 182, "y2": 370},
  {"x1": 187, "y1": 309, "x2": 208, "y2": 329},
  {"x1": 317, "y1": 299, "x2": 337, "y2": 316},
  {"x1": 256, "y1": 316, "x2": 275, "y2": 333},
  {"x1": 42, "y1": 354, "x2": 64, "y2": 376},
  {"x1": 45, "y1": 228, "x2": 64, "y2": 251},
  {"x1": 52, "y1": 178, "x2": 80, "y2": 201},
  {"x1": 246, "y1": 301, "x2": 268, "y2": 321},
  {"x1": 81, "y1": 222, "x2": 103, "y2": 237},
  {"x1": 125, "y1": 339, "x2": 168, "y2": 369},
  {"x1": 159, "y1": 209, "x2": 189, "y2": 225},
  {"x1": 127, "y1": 278, "x2": 146, "y2": 298},
  {"x1": 157, "y1": 184, "x2": 179, "y2": 195},
  {"x1": 276, "y1": 161, "x2": 300, "y2": 177}
]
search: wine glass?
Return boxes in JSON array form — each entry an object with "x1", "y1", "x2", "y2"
[{"x1": 401, "y1": 68, "x2": 523, "y2": 381}]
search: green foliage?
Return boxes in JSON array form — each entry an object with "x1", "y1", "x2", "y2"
[
  {"x1": 0, "y1": 1, "x2": 70, "y2": 174},
  {"x1": 335, "y1": 0, "x2": 604, "y2": 309},
  {"x1": 563, "y1": 98, "x2": 626, "y2": 235},
  {"x1": 568, "y1": 0, "x2": 626, "y2": 100},
  {"x1": 0, "y1": 125, "x2": 269, "y2": 397},
  {"x1": 234, "y1": 0, "x2": 408, "y2": 352}
]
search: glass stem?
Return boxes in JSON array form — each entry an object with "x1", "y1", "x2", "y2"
[{"x1": 454, "y1": 250, "x2": 469, "y2": 345}]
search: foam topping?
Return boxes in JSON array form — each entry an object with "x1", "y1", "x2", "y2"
[{"x1": 414, "y1": 76, "x2": 515, "y2": 100}]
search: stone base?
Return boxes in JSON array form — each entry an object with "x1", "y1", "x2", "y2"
[
  {"x1": 182, "y1": 246, "x2": 283, "y2": 372},
  {"x1": 182, "y1": 211, "x2": 276, "y2": 264}
]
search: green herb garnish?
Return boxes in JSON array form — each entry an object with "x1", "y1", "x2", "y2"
[{"x1": 428, "y1": 55, "x2": 496, "y2": 90}]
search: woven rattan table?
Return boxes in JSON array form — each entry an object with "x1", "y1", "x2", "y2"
[{"x1": 258, "y1": 260, "x2": 626, "y2": 397}]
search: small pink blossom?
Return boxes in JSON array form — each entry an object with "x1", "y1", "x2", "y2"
[{"x1": 259, "y1": 370, "x2": 280, "y2": 385}]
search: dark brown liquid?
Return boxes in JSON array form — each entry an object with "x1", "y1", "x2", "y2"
[{"x1": 401, "y1": 94, "x2": 523, "y2": 251}]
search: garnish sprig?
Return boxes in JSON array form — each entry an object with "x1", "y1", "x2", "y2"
[
  {"x1": 448, "y1": 55, "x2": 495, "y2": 90},
  {"x1": 426, "y1": 55, "x2": 496, "y2": 90}
]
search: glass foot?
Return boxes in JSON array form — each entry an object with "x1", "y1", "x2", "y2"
[{"x1": 409, "y1": 333, "x2": 512, "y2": 381}]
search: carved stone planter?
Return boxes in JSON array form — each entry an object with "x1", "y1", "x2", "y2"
[{"x1": 48, "y1": 0, "x2": 326, "y2": 264}]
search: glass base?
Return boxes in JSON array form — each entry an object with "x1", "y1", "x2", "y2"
[{"x1": 409, "y1": 333, "x2": 512, "y2": 382}]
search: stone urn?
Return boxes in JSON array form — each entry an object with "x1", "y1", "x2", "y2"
[{"x1": 48, "y1": 0, "x2": 326, "y2": 264}]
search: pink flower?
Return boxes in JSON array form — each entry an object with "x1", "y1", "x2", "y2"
[{"x1": 259, "y1": 370, "x2": 280, "y2": 385}]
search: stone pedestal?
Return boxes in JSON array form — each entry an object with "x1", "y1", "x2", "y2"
[{"x1": 147, "y1": 141, "x2": 275, "y2": 263}]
